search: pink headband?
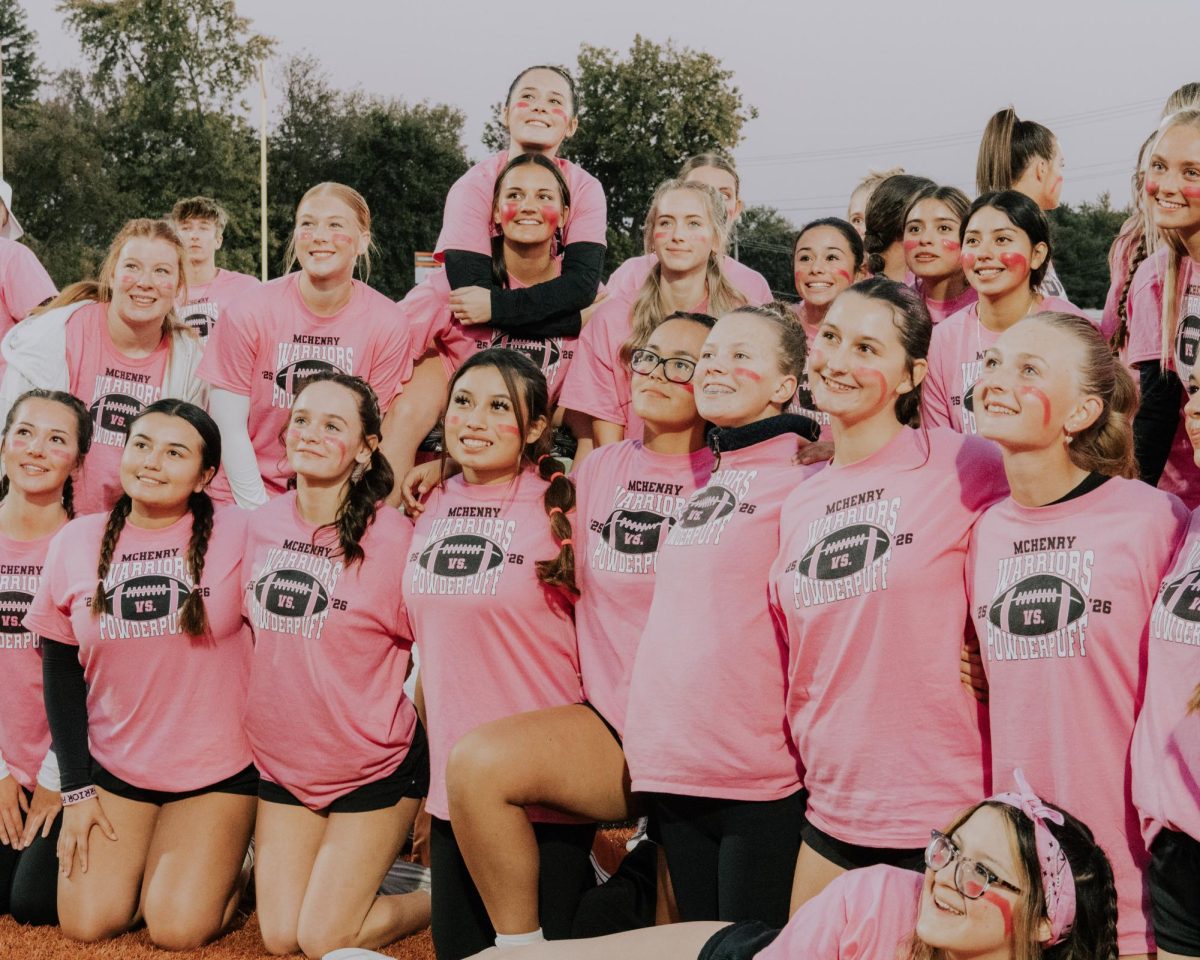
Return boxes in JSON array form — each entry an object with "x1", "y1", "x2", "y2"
[{"x1": 990, "y1": 769, "x2": 1076, "y2": 946}]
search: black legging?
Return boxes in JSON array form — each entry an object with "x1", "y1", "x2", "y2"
[
  {"x1": 654, "y1": 788, "x2": 805, "y2": 928},
  {"x1": 0, "y1": 786, "x2": 60, "y2": 925},
  {"x1": 429, "y1": 815, "x2": 596, "y2": 960}
]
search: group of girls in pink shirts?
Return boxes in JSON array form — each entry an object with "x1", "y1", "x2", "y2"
[{"x1": 0, "y1": 61, "x2": 1195, "y2": 960}]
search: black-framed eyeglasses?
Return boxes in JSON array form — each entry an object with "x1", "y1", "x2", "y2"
[
  {"x1": 926, "y1": 830, "x2": 1022, "y2": 899},
  {"x1": 629, "y1": 348, "x2": 697, "y2": 384}
]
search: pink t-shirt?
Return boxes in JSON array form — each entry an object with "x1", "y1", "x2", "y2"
[
  {"x1": 402, "y1": 266, "x2": 578, "y2": 403},
  {"x1": 558, "y1": 295, "x2": 641, "y2": 437},
  {"x1": 0, "y1": 531, "x2": 58, "y2": 791},
  {"x1": 607, "y1": 253, "x2": 772, "y2": 306},
  {"x1": 922, "y1": 296, "x2": 1086, "y2": 435},
  {"x1": 967, "y1": 477, "x2": 1188, "y2": 955},
  {"x1": 1132, "y1": 506, "x2": 1200, "y2": 848},
  {"x1": 1126, "y1": 247, "x2": 1200, "y2": 508},
  {"x1": 404, "y1": 470, "x2": 581, "y2": 821},
  {"x1": 434, "y1": 151, "x2": 607, "y2": 260},
  {"x1": 573, "y1": 440, "x2": 714, "y2": 736},
  {"x1": 0, "y1": 237, "x2": 56, "y2": 343},
  {"x1": 177, "y1": 268, "x2": 261, "y2": 340},
  {"x1": 624, "y1": 430, "x2": 805, "y2": 801},
  {"x1": 197, "y1": 273, "x2": 413, "y2": 499},
  {"x1": 913, "y1": 278, "x2": 978, "y2": 326},
  {"x1": 64, "y1": 302, "x2": 169, "y2": 516},
  {"x1": 757, "y1": 865, "x2": 921, "y2": 960},
  {"x1": 24, "y1": 507, "x2": 254, "y2": 792},
  {"x1": 772, "y1": 427, "x2": 1005, "y2": 847},
  {"x1": 242, "y1": 492, "x2": 419, "y2": 809}
]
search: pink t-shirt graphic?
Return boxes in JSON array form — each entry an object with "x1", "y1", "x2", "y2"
[
  {"x1": 64, "y1": 302, "x2": 169, "y2": 516},
  {"x1": 0, "y1": 531, "x2": 58, "y2": 791},
  {"x1": 243, "y1": 492, "x2": 420, "y2": 810},
  {"x1": 923, "y1": 296, "x2": 1086, "y2": 435},
  {"x1": 177, "y1": 268, "x2": 261, "y2": 340},
  {"x1": 772, "y1": 427, "x2": 1006, "y2": 847},
  {"x1": 198, "y1": 273, "x2": 413, "y2": 498},
  {"x1": 25, "y1": 508, "x2": 254, "y2": 792},
  {"x1": 968, "y1": 477, "x2": 1188, "y2": 955},
  {"x1": 573, "y1": 440, "x2": 714, "y2": 736},
  {"x1": 624, "y1": 430, "x2": 806, "y2": 802},
  {"x1": 1132, "y1": 506, "x2": 1200, "y2": 849},
  {"x1": 404, "y1": 470, "x2": 581, "y2": 822}
]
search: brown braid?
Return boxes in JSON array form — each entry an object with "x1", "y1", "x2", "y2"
[
  {"x1": 1109, "y1": 231, "x2": 1148, "y2": 355},
  {"x1": 178, "y1": 491, "x2": 214, "y2": 639},
  {"x1": 535, "y1": 451, "x2": 576, "y2": 593},
  {"x1": 91, "y1": 494, "x2": 133, "y2": 618},
  {"x1": 1188, "y1": 683, "x2": 1200, "y2": 714}
]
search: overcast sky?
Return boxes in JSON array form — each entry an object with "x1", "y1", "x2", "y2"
[{"x1": 21, "y1": 0, "x2": 1200, "y2": 225}]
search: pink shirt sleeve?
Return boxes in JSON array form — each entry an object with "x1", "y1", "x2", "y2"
[
  {"x1": 0, "y1": 241, "x2": 56, "y2": 333},
  {"x1": 558, "y1": 297, "x2": 633, "y2": 426},
  {"x1": 921, "y1": 319, "x2": 955, "y2": 429},
  {"x1": 757, "y1": 866, "x2": 921, "y2": 960},
  {"x1": 434, "y1": 155, "x2": 505, "y2": 259},
  {"x1": 562, "y1": 163, "x2": 607, "y2": 247},
  {"x1": 196, "y1": 290, "x2": 262, "y2": 395},
  {"x1": 22, "y1": 527, "x2": 77, "y2": 646}
]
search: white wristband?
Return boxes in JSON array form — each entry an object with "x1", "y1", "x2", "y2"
[{"x1": 60, "y1": 785, "x2": 97, "y2": 806}]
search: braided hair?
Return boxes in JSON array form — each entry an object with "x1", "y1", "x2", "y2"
[{"x1": 91, "y1": 399, "x2": 220, "y2": 639}]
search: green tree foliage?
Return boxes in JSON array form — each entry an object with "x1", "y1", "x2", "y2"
[
  {"x1": 1048, "y1": 195, "x2": 1128, "y2": 310},
  {"x1": 268, "y1": 55, "x2": 469, "y2": 296},
  {"x1": 0, "y1": 0, "x2": 42, "y2": 115},
  {"x1": 734, "y1": 205, "x2": 797, "y2": 300},
  {"x1": 483, "y1": 36, "x2": 756, "y2": 268}
]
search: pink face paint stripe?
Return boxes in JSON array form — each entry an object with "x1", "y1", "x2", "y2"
[
  {"x1": 835, "y1": 268, "x2": 852, "y2": 282},
  {"x1": 941, "y1": 239, "x2": 961, "y2": 252},
  {"x1": 496, "y1": 423, "x2": 522, "y2": 436},
  {"x1": 1183, "y1": 186, "x2": 1200, "y2": 199},
  {"x1": 733, "y1": 367, "x2": 763, "y2": 382},
  {"x1": 981, "y1": 890, "x2": 1014, "y2": 938},
  {"x1": 1018, "y1": 386, "x2": 1052, "y2": 427}
]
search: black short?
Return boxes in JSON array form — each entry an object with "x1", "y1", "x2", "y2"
[
  {"x1": 259, "y1": 722, "x2": 430, "y2": 814},
  {"x1": 581, "y1": 701, "x2": 622, "y2": 746},
  {"x1": 697, "y1": 920, "x2": 781, "y2": 960},
  {"x1": 93, "y1": 762, "x2": 259, "y2": 806},
  {"x1": 1149, "y1": 827, "x2": 1200, "y2": 956},
  {"x1": 801, "y1": 819, "x2": 924, "y2": 872}
]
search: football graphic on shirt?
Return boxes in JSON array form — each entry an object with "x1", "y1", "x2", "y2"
[
  {"x1": 254, "y1": 569, "x2": 330, "y2": 618},
  {"x1": 104, "y1": 575, "x2": 191, "y2": 621},
  {"x1": 419, "y1": 534, "x2": 505, "y2": 577},
  {"x1": 491, "y1": 334, "x2": 561, "y2": 373},
  {"x1": 90, "y1": 393, "x2": 144, "y2": 435},
  {"x1": 987, "y1": 574, "x2": 1087, "y2": 637},
  {"x1": 799, "y1": 523, "x2": 891, "y2": 580},
  {"x1": 600, "y1": 510, "x2": 672, "y2": 555},
  {"x1": 182, "y1": 309, "x2": 213, "y2": 337},
  {"x1": 1160, "y1": 568, "x2": 1200, "y2": 623},
  {"x1": 1176, "y1": 314, "x2": 1200, "y2": 372},
  {"x1": 274, "y1": 359, "x2": 342, "y2": 396},
  {"x1": 677, "y1": 485, "x2": 738, "y2": 529},
  {"x1": 0, "y1": 591, "x2": 34, "y2": 634},
  {"x1": 963, "y1": 381, "x2": 976, "y2": 413}
]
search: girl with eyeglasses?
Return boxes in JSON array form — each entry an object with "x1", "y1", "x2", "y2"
[
  {"x1": 445, "y1": 312, "x2": 718, "y2": 947},
  {"x1": 968, "y1": 312, "x2": 1188, "y2": 958},
  {"x1": 337, "y1": 773, "x2": 1113, "y2": 960}
]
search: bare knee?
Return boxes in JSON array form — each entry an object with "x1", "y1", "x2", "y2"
[
  {"x1": 59, "y1": 904, "x2": 133, "y2": 943},
  {"x1": 147, "y1": 915, "x2": 222, "y2": 951},
  {"x1": 258, "y1": 914, "x2": 302, "y2": 956},
  {"x1": 446, "y1": 727, "x2": 521, "y2": 812},
  {"x1": 296, "y1": 912, "x2": 362, "y2": 960}
]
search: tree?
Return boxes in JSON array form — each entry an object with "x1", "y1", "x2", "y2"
[
  {"x1": 483, "y1": 36, "x2": 756, "y2": 268},
  {"x1": 269, "y1": 55, "x2": 469, "y2": 297},
  {"x1": 1048, "y1": 194, "x2": 1128, "y2": 309},
  {"x1": 0, "y1": 0, "x2": 42, "y2": 115},
  {"x1": 735, "y1": 206, "x2": 797, "y2": 300}
]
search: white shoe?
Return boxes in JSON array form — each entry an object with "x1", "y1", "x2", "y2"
[{"x1": 321, "y1": 950, "x2": 392, "y2": 960}]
